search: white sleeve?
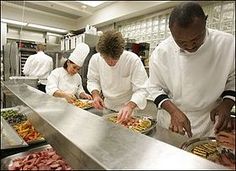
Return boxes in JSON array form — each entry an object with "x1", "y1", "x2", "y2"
[
  {"x1": 87, "y1": 55, "x2": 102, "y2": 93},
  {"x1": 23, "y1": 56, "x2": 32, "y2": 76},
  {"x1": 222, "y1": 40, "x2": 235, "y2": 101},
  {"x1": 130, "y1": 59, "x2": 148, "y2": 110},
  {"x1": 76, "y1": 76, "x2": 85, "y2": 97},
  {"x1": 146, "y1": 47, "x2": 169, "y2": 108},
  {"x1": 46, "y1": 70, "x2": 60, "y2": 96}
]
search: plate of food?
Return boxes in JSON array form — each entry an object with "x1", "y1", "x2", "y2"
[
  {"x1": 72, "y1": 99, "x2": 93, "y2": 110},
  {"x1": 103, "y1": 113, "x2": 157, "y2": 134},
  {"x1": 181, "y1": 137, "x2": 220, "y2": 162},
  {"x1": 1, "y1": 144, "x2": 72, "y2": 170}
]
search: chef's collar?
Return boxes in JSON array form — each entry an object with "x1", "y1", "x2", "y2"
[{"x1": 179, "y1": 28, "x2": 209, "y2": 55}]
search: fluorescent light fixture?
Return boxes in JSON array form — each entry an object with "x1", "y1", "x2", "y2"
[
  {"x1": 28, "y1": 23, "x2": 67, "y2": 33},
  {"x1": 78, "y1": 1, "x2": 106, "y2": 7},
  {"x1": 1, "y1": 18, "x2": 27, "y2": 26}
]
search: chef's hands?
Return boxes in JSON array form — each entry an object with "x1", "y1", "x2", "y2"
[
  {"x1": 64, "y1": 92, "x2": 77, "y2": 103},
  {"x1": 117, "y1": 101, "x2": 136, "y2": 123},
  {"x1": 216, "y1": 131, "x2": 235, "y2": 150},
  {"x1": 79, "y1": 92, "x2": 93, "y2": 100},
  {"x1": 210, "y1": 98, "x2": 234, "y2": 133},
  {"x1": 91, "y1": 90, "x2": 105, "y2": 110},
  {"x1": 161, "y1": 100, "x2": 192, "y2": 138},
  {"x1": 169, "y1": 109, "x2": 192, "y2": 138},
  {"x1": 53, "y1": 90, "x2": 77, "y2": 103},
  {"x1": 216, "y1": 131, "x2": 235, "y2": 169}
]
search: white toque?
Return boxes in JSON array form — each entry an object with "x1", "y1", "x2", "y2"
[{"x1": 68, "y1": 43, "x2": 90, "y2": 67}]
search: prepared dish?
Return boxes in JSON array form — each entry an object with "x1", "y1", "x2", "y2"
[
  {"x1": 13, "y1": 120, "x2": 44, "y2": 144},
  {"x1": 181, "y1": 137, "x2": 220, "y2": 162},
  {"x1": 72, "y1": 99, "x2": 93, "y2": 109},
  {"x1": 105, "y1": 113, "x2": 156, "y2": 134},
  {"x1": 1, "y1": 109, "x2": 27, "y2": 125},
  {"x1": 1, "y1": 145, "x2": 72, "y2": 170}
]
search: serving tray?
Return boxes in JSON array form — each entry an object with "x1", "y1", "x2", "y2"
[
  {"x1": 1, "y1": 144, "x2": 51, "y2": 170},
  {"x1": 1, "y1": 117, "x2": 28, "y2": 149},
  {"x1": 181, "y1": 137, "x2": 220, "y2": 161},
  {"x1": 103, "y1": 113, "x2": 157, "y2": 134}
]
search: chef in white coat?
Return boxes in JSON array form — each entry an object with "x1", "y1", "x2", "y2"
[
  {"x1": 46, "y1": 43, "x2": 92, "y2": 103},
  {"x1": 147, "y1": 2, "x2": 235, "y2": 138},
  {"x1": 23, "y1": 43, "x2": 53, "y2": 92},
  {"x1": 87, "y1": 30, "x2": 148, "y2": 122}
]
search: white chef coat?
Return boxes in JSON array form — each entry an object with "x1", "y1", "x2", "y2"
[
  {"x1": 147, "y1": 28, "x2": 235, "y2": 138},
  {"x1": 87, "y1": 50, "x2": 148, "y2": 111},
  {"x1": 46, "y1": 67, "x2": 85, "y2": 97},
  {"x1": 23, "y1": 51, "x2": 53, "y2": 85}
]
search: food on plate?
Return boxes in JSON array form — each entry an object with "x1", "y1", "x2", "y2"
[
  {"x1": 72, "y1": 99, "x2": 92, "y2": 109},
  {"x1": 13, "y1": 120, "x2": 43, "y2": 143},
  {"x1": 1, "y1": 110, "x2": 27, "y2": 125},
  {"x1": 8, "y1": 147, "x2": 72, "y2": 170},
  {"x1": 191, "y1": 142, "x2": 220, "y2": 162},
  {"x1": 107, "y1": 115, "x2": 152, "y2": 133}
]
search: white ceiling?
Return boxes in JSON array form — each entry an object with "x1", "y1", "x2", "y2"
[
  {"x1": 2, "y1": 1, "x2": 116, "y2": 20},
  {"x1": 2, "y1": 1, "x2": 192, "y2": 33}
]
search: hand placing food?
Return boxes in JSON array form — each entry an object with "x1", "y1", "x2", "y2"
[
  {"x1": 169, "y1": 109, "x2": 192, "y2": 138},
  {"x1": 216, "y1": 131, "x2": 235, "y2": 150},
  {"x1": 117, "y1": 102, "x2": 136, "y2": 123},
  {"x1": 64, "y1": 93, "x2": 77, "y2": 103},
  {"x1": 92, "y1": 95, "x2": 105, "y2": 110},
  {"x1": 79, "y1": 92, "x2": 93, "y2": 100},
  {"x1": 210, "y1": 99, "x2": 234, "y2": 133}
]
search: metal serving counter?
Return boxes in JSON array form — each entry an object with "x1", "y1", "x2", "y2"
[{"x1": 1, "y1": 82, "x2": 227, "y2": 169}]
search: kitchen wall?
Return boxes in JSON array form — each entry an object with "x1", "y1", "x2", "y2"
[{"x1": 116, "y1": 1, "x2": 235, "y2": 54}]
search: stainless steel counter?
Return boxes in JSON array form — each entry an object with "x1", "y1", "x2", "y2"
[
  {"x1": 87, "y1": 101, "x2": 188, "y2": 148},
  {"x1": 1, "y1": 82, "x2": 227, "y2": 170}
]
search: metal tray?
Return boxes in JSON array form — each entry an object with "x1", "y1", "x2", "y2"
[
  {"x1": 1, "y1": 117, "x2": 28, "y2": 149},
  {"x1": 181, "y1": 137, "x2": 217, "y2": 151},
  {"x1": 103, "y1": 113, "x2": 157, "y2": 134},
  {"x1": 1, "y1": 107, "x2": 46, "y2": 146},
  {"x1": 181, "y1": 137, "x2": 220, "y2": 160},
  {"x1": 1, "y1": 144, "x2": 51, "y2": 170}
]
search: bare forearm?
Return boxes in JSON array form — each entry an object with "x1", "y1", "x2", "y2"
[
  {"x1": 53, "y1": 90, "x2": 67, "y2": 98},
  {"x1": 222, "y1": 98, "x2": 235, "y2": 110},
  {"x1": 126, "y1": 101, "x2": 137, "y2": 110},
  {"x1": 91, "y1": 90, "x2": 100, "y2": 98},
  {"x1": 161, "y1": 100, "x2": 180, "y2": 115}
]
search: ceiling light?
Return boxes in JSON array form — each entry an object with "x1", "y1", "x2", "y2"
[
  {"x1": 28, "y1": 23, "x2": 67, "y2": 33},
  {"x1": 78, "y1": 1, "x2": 106, "y2": 7},
  {"x1": 1, "y1": 18, "x2": 27, "y2": 26}
]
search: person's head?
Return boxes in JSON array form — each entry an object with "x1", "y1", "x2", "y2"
[
  {"x1": 96, "y1": 30, "x2": 125, "y2": 66},
  {"x1": 64, "y1": 43, "x2": 90, "y2": 75},
  {"x1": 63, "y1": 59, "x2": 80, "y2": 75},
  {"x1": 169, "y1": 2, "x2": 207, "y2": 53},
  {"x1": 36, "y1": 43, "x2": 46, "y2": 52}
]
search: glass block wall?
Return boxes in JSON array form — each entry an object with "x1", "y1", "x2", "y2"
[{"x1": 117, "y1": 1, "x2": 235, "y2": 54}]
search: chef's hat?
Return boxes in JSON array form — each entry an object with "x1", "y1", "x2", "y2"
[{"x1": 68, "y1": 43, "x2": 90, "y2": 67}]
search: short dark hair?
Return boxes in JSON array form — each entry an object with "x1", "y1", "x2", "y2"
[
  {"x1": 63, "y1": 59, "x2": 75, "y2": 69},
  {"x1": 169, "y1": 2, "x2": 206, "y2": 28},
  {"x1": 96, "y1": 30, "x2": 125, "y2": 60}
]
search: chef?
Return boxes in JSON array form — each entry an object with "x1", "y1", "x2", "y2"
[
  {"x1": 147, "y1": 2, "x2": 235, "y2": 138},
  {"x1": 46, "y1": 43, "x2": 92, "y2": 103},
  {"x1": 87, "y1": 30, "x2": 148, "y2": 122},
  {"x1": 23, "y1": 43, "x2": 53, "y2": 92}
]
